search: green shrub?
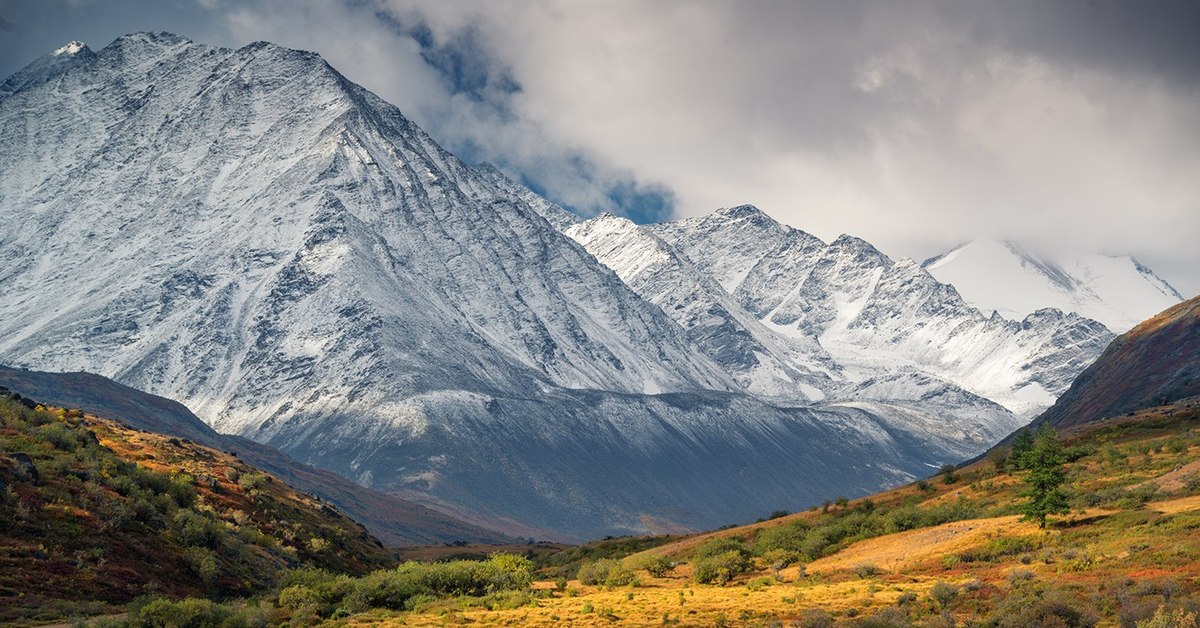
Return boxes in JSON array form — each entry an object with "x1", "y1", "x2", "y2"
[
  {"x1": 39, "y1": 422, "x2": 82, "y2": 451},
  {"x1": 173, "y1": 510, "x2": 221, "y2": 549},
  {"x1": 752, "y1": 523, "x2": 808, "y2": 555},
  {"x1": 603, "y1": 563, "x2": 637, "y2": 587},
  {"x1": 238, "y1": 472, "x2": 267, "y2": 492},
  {"x1": 929, "y1": 581, "x2": 958, "y2": 608},
  {"x1": 183, "y1": 547, "x2": 220, "y2": 587},
  {"x1": 694, "y1": 538, "x2": 750, "y2": 561},
  {"x1": 693, "y1": 550, "x2": 750, "y2": 585},
  {"x1": 278, "y1": 585, "x2": 320, "y2": 610},
  {"x1": 640, "y1": 555, "x2": 673, "y2": 577},
  {"x1": 578, "y1": 558, "x2": 620, "y2": 586},
  {"x1": 759, "y1": 548, "x2": 800, "y2": 574},
  {"x1": 132, "y1": 597, "x2": 231, "y2": 627}
]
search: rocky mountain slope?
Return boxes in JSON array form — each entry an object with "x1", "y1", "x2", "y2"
[
  {"x1": 626, "y1": 206, "x2": 1114, "y2": 418},
  {"x1": 923, "y1": 238, "x2": 1183, "y2": 333},
  {"x1": 1037, "y1": 295, "x2": 1200, "y2": 430},
  {"x1": 0, "y1": 366, "x2": 511, "y2": 545},
  {"x1": 0, "y1": 32, "x2": 1120, "y2": 539}
]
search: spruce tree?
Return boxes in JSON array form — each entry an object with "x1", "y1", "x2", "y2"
[
  {"x1": 1009, "y1": 427, "x2": 1035, "y2": 470},
  {"x1": 1018, "y1": 423, "x2": 1070, "y2": 528}
]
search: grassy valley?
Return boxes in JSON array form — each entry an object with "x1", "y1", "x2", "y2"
[{"x1": 376, "y1": 399, "x2": 1200, "y2": 626}]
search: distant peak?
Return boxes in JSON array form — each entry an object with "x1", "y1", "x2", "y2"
[
  {"x1": 112, "y1": 31, "x2": 193, "y2": 46},
  {"x1": 53, "y1": 41, "x2": 90, "y2": 57},
  {"x1": 714, "y1": 204, "x2": 766, "y2": 220},
  {"x1": 828, "y1": 234, "x2": 891, "y2": 265}
]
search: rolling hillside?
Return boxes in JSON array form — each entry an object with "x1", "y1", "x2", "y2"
[
  {"x1": 0, "y1": 366, "x2": 515, "y2": 545},
  {"x1": 0, "y1": 391, "x2": 394, "y2": 625}
]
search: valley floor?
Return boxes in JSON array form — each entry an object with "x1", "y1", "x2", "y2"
[{"x1": 356, "y1": 402, "x2": 1200, "y2": 627}]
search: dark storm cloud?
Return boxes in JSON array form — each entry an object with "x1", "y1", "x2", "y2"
[
  {"x1": 967, "y1": 0, "x2": 1200, "y2": 85},
  {"x1": 1, "y1": 0, "x2": 1197, "y2": 294}
]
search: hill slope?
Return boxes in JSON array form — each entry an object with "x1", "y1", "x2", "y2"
[
  {"x1": 1037, "y1": 295, "x2": 1200, "y2": 430},
  {"x1": 0, "y1": 391, "x2": 393, "y2": 625},
  {"x1": 0, "y1": 366, "x2": 512, "y2": 545}
]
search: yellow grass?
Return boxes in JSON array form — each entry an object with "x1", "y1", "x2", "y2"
[{"x1": 805, "y1": 515, "x2": 1038, "y2": 573}]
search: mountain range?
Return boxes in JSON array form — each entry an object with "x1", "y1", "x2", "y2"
[{"x1": 0, "y1": 32, "x2": 1182, "y2": 539}]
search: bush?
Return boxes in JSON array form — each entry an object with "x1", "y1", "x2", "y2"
[
  {"x1": 929, "y1": 581, "x2": 958, "y2": 608},
  {"x1": 578, "y1": 558, "x2": 620, "y2": 586},
  {"x1": 132, "y1": 597, "x2": 231, "y2": 627},
  {"x1": 238, "y1": 472, "x2": 267, "y2": 492},
  {"x1": 603, "y1": 563, "x2": 638, "y2": 587},
  {"x1": 694, "y1": 538, "x2": 750, "y2": 561},
  {"x1": 39, "y1": 422, "x2": 82, "y2": 451},
  {"x1": 693, "y1": 550, "x2": 750, "y2": 585},
  {"x1": 797, "y1": 608, "x2": 835, "y2": 628},
  {"x1": 753, "y1": 523, "x2": 808, "y2": 555},
  {"x1": 855, "y1": 563, "x2": 881, "y2": 579},
  {"x1": 184, "y1": 547, "x2": 220, "y2": 587},
  {"x1": 637, "y1": 555, "x2": 673, "y2": 577},
  {"x1": 173, "y1": 510, "x2": 221, "y2": 549},
  {"x1": 939, "y1": 464, "x2": 957, "y2": 484},
  {"x1": 577, "y1": 558, "x2": 636, "y2": 587},
  {"x1": 759, "y1": 548, "x2": 800, "y2": 574},
  {"x1": 1137, "y1": 606, "x2": 1198, "y2": 628}
]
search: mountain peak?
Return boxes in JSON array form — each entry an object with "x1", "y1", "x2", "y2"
[
  {"x1": 923, "y1": 237, "x2": 1183, "y2": 332},
  {"x1": 52, "y1": 41, "x2": 91, "y2": 57},
  {"x1": 828, "y1": 233, "x2": 890, "y2": 263},
  {"x1": 715, "y1": 204, "x2": 765, "y2": 218},
  {"x1": 0, "y1": 37, "x2": 97, "y2": 97},
  {"x1": 110, "y1": 31, "x2": 193, "y2": 46}
]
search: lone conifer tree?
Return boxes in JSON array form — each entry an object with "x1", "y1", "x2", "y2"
[
  {"x1": 1009, "y1": 427, "x2": 1035, "y2": 471},
  {"x1": 1019, "y1": 423, "x2": 1069, "y2": 528}
]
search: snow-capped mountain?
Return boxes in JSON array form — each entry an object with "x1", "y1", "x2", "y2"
[
  {"x1": 0, "y1": 33, "x2": 1116, "y2": 538},
  {"x1": 923, "y1": 238, "x2": 1183, "y2": 333},
  {"x1": 567, "y1": 206, "x2": 1114, "y2": 418},
  {"x1": 0, "y1": 33, "x2": 972, "y2": 538}
]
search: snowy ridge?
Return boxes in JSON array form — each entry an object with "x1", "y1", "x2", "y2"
[
  {"x1": 566, "y1": 214, "x2": 835, "y2": 402},
  {"x1": 923, "y1": 238, "x2": 1183, "y2": 333},
  {"x1": 644, "y1": 206, "x2": 1114, "y2": 419}
]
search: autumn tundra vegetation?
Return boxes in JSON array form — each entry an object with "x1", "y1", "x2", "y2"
[{"x1": 5, "y1": 394, "x2": 1200, "y2": 626}]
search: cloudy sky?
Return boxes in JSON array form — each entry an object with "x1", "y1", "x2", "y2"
[{"x1": 2, "y1": 0, "x2": 1198, "y2": 294}]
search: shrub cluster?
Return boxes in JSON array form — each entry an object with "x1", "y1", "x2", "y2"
[
  {"x1": 577, "y1": 558, "x2": 637, "y2": 587},
  {"x1": 748, "y1": 498, "x2": 981, "y2": 562},
  {"x1": 692, "y1": 539, "x2": 752, "y2": 585}
]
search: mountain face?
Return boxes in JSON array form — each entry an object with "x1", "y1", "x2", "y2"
[
  {"x1": 0, "y1": 366, "x2": 512, "y2": 546},
  {"x1": 923, "y1": 238, "x2": 1184, "y2": 333},
  {"x1": 1036, "y1": 295, "x2": 1200, "y2": 430},
  {"x1": 630, "y1": 207, "x2": 1114, "y2": 418},
  {"x1": 0, "y1": 32, "x2": 1116, "y2": 539}
]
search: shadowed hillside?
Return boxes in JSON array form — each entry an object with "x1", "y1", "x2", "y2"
[{"x1": 1037, "y1": 295, "x2": 1200, "y2": 430}]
